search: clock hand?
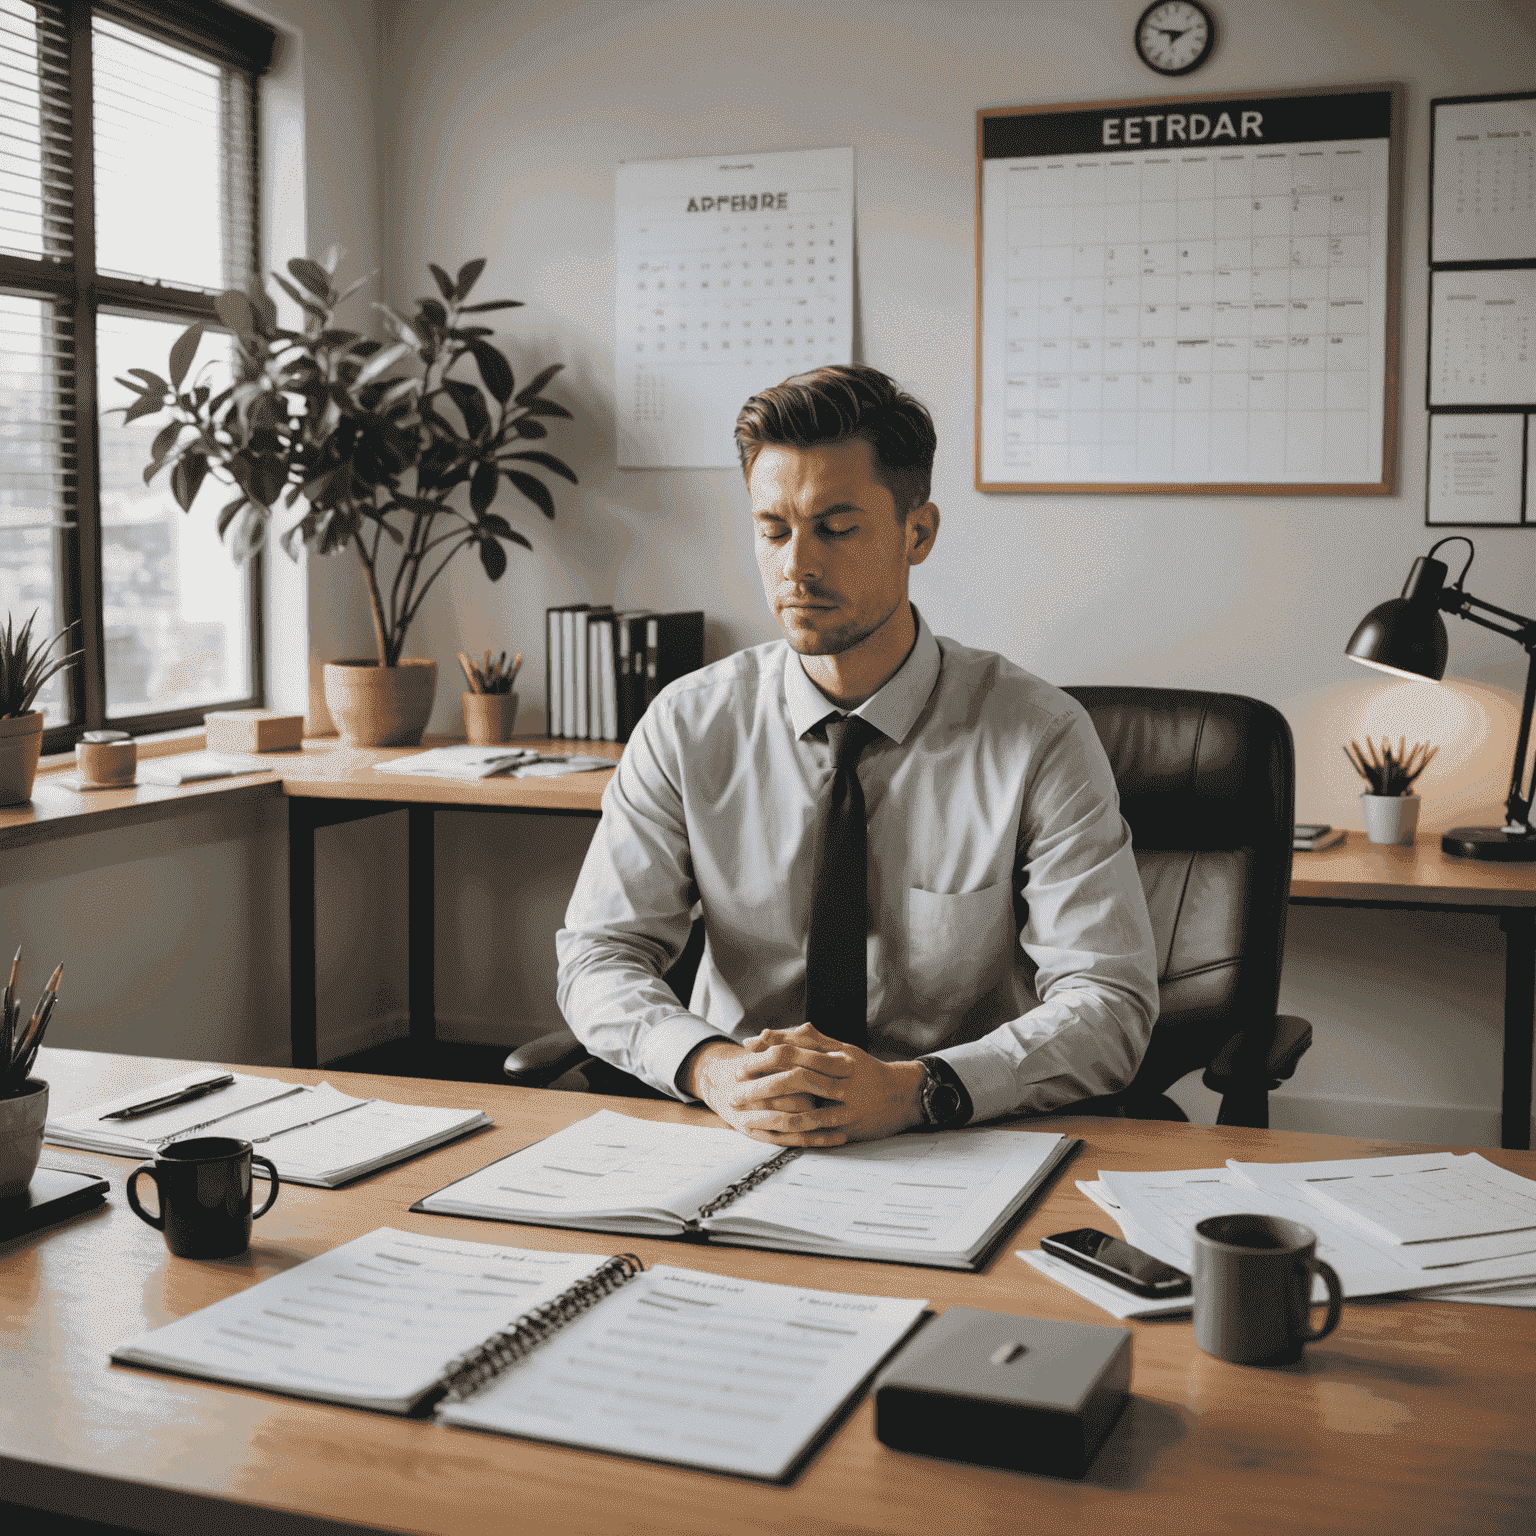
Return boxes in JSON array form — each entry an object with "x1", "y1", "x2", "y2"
[{"x1": 1159, "y1": 28, "x2": 1189, "y2": 43}]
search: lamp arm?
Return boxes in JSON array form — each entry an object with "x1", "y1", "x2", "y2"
[
  {"x1": 1440, "y1": 588, "x2": 1536, "y2": 647},
  {"x1": 1505, "y1": 648, "x2": 1536, "y2": 835}
]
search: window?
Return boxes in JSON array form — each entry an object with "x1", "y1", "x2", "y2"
[{"x1": 0, "y1": 0, "x2": 273, "y2": 747}]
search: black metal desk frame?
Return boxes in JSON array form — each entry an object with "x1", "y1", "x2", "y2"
[
  {"x1": 1290, "y1": 893, "x2": 1534, "y2": 1151},
  {"x1": 287, "y1": 797, "x2": 602, "y2": 1072}
]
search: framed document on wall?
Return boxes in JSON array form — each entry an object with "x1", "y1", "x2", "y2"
[{"x1": 976, "y1": 84, "x2": 1404, "y2": 495}]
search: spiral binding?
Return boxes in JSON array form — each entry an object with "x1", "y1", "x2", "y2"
[
  {"x1": 436, "y1": 1252, "x2": 644, "y2": 1403},
  {"x1": 693, "y1": 1147, "x2": 801, "y2": 1221}
]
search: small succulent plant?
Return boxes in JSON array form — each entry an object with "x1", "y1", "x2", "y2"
[
  {"x1": 1344, "y1": 736, "x2": 1437, "y2": 797},
  {"x1": 1, "y1": 610, "x2": 81, "y2": 720}
]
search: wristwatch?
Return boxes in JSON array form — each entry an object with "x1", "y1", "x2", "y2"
[{"x1": 917, "y1": 1057, "x2": 970, "y2": 1130}]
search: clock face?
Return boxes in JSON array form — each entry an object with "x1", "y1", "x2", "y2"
[{"x1": 1135, "y1": 1, "x2": 1215, "y2": 76}]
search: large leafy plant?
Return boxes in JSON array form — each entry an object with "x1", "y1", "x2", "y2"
[{"x1": 113, "y1": 254, "x2": 577, "y2": 667}]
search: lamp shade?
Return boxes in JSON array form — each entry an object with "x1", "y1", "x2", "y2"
[{"x1": 1345, "y1": 555, "x2": 1450, "y2": 680}]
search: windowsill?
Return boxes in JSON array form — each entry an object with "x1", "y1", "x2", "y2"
[{"x1": 36, "y1": 726, "x2": 207, "y2": 775}]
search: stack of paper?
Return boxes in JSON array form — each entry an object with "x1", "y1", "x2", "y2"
[
  {"x1": 46, "y1": 1069, "x2": 489, "y2": 1187},
  {"x1": 1060, "y1": 1151, "x2": 1536, "y2": 1310},
  {"x1": 374, "y1": 746, "x2": 612, "y2": 780}
]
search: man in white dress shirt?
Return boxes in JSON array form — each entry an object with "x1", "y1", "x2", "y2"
[{"x1": 557, "y1": 365, "x2": 1158, "y2": 1145}]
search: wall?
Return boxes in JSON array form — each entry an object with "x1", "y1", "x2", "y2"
[{"x1": 374, "y1": 0, "x2": 1536, "y2": 1143}]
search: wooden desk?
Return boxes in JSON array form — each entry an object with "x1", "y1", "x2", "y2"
[
  {"x1": 1291, "y1": 832, "x2": 1536, "y2": 1149},
  {"x1": 275, "y1": 737, "x2": 617, "y2": 1069},
  {"x1": 6, "y1": 1049, "x2": 1533, "y2": 1536}
]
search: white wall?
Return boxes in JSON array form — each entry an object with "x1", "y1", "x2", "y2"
[{"x1": 372, "y1": 0, "x2": 1536, "y2": 1143}]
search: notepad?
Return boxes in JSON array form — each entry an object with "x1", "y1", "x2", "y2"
[
  {"x1": 46, "y1": 1071, "x2": 490, "y2": 1187},
  {"x1": 111, "y1": 1226, "x2": 928, "y2": 1481},
  {"x1": 414, "y1": 1108, "x2": 1077, "y2": 1271}
]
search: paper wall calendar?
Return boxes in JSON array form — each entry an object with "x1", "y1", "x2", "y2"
[
  {"x1": 978, "y1": 88, "x2": 1400, "y2": 493},
  {"x1": 616, "y1": 146, "x2": 855, "y2": 468}
]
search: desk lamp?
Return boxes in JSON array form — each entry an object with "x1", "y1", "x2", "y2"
[{"x1": 1345, "y1": 536, "x2": 1536, "y2": 861}]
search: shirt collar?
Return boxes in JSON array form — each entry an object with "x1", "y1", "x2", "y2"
[{"x1": 784, "y1": 605, "x2": 942, "y2": 745}]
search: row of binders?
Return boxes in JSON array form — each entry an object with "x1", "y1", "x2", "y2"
[{"x1": 545, "y1": 605, "x2": 704, "y2": 742}]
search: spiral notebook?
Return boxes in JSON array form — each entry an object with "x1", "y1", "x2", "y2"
[
  {"x1": 110, "y1": 1226, "x2": 926, "y2": 1482},
  {"x1": 412, "y1": 1108, "x2": 1078, "y2": 1271}
]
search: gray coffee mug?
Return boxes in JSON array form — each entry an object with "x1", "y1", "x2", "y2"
[{"x1": 1192, "y1": 1213, "x2": 1343, "y2": 1365}]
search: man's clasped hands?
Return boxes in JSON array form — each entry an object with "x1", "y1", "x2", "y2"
[{"x1": 681, "y1": 1022, "x2": 927, "y2": 1146}]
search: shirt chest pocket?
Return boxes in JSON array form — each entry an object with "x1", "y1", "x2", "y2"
[{"x1": 903, "y1": 880, "x2": 1018, "y2": 1012}]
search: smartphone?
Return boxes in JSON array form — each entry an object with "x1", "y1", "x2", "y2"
[
  {"x1": 1041, "y1": 1228, "x2": 1191, "y2": 1297},
  {"x1": 1294, "y1": 823, "x2": 1331, "y2": 840}
]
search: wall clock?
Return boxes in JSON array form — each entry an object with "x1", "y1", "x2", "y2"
[{"x1": 1135, "y1": 1, "x2": 1216, "y2": 76}]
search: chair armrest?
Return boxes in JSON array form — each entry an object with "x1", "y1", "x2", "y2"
[
  {"x1": 1202, "y1": 1014, "x2": 1313, "y2": 1093},
  {"x1": 504, "y1": 1027, "x2": 592, "y2": 1089}
]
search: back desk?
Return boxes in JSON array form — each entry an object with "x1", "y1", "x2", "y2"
[{"x1": 5, "y1": 1048, "x2": 1533, "y2": 1536}]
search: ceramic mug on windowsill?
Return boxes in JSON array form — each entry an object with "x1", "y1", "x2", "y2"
[{"x1": 1362, "y1": 793, "x2": 1420, "y2": 846}]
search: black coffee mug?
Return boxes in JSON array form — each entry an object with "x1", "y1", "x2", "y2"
[
  {"x1": 127, "y1": 1136, "x2": 279, "y2": 1258},
  {"x1": 1192, "y1": 1213, "x2": 1343, "y2": 1365}
]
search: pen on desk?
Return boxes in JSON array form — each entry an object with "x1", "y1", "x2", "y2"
[{"x1": 101, "y1": 1071, "x2": 236, "y2": 1121}]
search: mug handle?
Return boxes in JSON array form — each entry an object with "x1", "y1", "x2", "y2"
[
  {"x1": 125, "y1": 1164, "x2": 163, "y2": 1230},
  {"x1": 1299, "y1": 1256, "x2": 1344, "y2": 1342},
  {"x1": 250, "y1": 1154, "x2": 280, "y2": 1219}
]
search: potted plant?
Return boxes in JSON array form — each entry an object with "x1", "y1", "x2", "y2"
[
  {"x1": 0, "y1": 949, "x2": 61, "y2": 1197},
  {"x1": 112, "y1": 253, "x2": 578, "y2": 746},
  {"x1": 0, "y1": 612, "x2": 81, "y2": 804},
  {"x1": 1344, "y1": 736, "x2": 1437, "y2": 845}
]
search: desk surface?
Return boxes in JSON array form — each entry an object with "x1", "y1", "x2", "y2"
[
  {"x1": 0, "y1": 736, "x2": 618, "y2": 851},
  {"x1": 6, "y1": 1049, "x2": 1533, "y2": 1536}
]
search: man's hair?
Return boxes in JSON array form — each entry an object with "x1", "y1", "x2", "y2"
[{"x1": 734, "y1": 364, "x2": 937, "y2": 519}]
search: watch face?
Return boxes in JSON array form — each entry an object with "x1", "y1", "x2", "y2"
[{"x1": 1135, "y1": 1, "x2": 1215, "y2": 76}]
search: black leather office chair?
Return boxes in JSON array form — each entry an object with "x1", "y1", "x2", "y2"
[{"x1": 505, "y1": 687, "x2": 1311, "y2": 1128}]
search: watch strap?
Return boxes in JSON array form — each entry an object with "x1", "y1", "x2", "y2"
[{"x1": 918, "y1": 1055, "x2": 974, "y2": 1129}]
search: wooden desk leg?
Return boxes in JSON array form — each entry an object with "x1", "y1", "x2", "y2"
[
  {"x1": 1500, "y1": 909, "x2": 1534, "y2": 1151},
  {"x1": 288, "y1": 801, "x2": 319, "y2": 1069},
  {"x1": 409, "y1": 806, "x2": 436, "y2": 1049}
]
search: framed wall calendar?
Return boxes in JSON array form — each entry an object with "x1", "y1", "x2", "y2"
[{"x1": 976, "y1": 84, "x2": 1404, "y2": 495}]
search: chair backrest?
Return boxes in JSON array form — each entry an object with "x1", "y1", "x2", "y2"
[{"x1": 1064, "y1": 687, "x2": 1296, "y2": 1095}]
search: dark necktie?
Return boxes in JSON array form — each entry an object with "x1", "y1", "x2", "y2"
[{"x1": 804, "y1": 715, "x2": 881, "y2": 1046}]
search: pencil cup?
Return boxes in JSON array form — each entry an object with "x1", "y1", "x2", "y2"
[
  {"x1": 1362, "y1": 793, "x2": 1420, "y2": 846},
  {"x1": 0, "y1": 1078, "x2": 48, "y2": 1197},
  {"x1": 463, "y1": 691, "x2": 518, "y2": 745},
  {"x1": 127, "y1": 1136, "x2": 279, "y2": 1259}
]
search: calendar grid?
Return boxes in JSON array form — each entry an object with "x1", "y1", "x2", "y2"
[{"x1": 977, "y1": 87, "x2": 1402, "y2": 495}]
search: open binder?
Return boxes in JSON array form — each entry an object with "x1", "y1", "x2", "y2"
[
  {"x1": 111, "y1": 1226, "x2": 926, "y2": 1481},
  {"x1": 412, "y1": 1108, "x2": 1078, "y2": 1271}
]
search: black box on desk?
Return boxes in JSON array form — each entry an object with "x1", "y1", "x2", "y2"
[{"x1": 874, "y1": 1307, "x2": 1131, "y2": 1478}]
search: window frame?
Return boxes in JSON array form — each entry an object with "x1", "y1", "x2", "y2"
[{"x1": 0, "y1": 0, "x2": 275, "y2": 751}]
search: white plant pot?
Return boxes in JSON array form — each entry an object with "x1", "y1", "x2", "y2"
[
  {"x1": 0, "y1": 1078, "x2": 48, "y2": 1197},
  {"x1": 1362, "y1": 793, "x2": 1421, "y2": 846}
]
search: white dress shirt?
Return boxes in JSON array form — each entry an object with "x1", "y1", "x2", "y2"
[{"x1": 556, "y1": 609, "x2": 1159, "y2": 1124}]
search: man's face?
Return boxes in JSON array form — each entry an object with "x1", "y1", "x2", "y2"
[{"x1": 748, "y1": 439, "x2": 933, "y2": 656}]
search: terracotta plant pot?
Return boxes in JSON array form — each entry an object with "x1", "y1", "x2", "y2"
[
  {"x1": 0, "y1": 710, "x2": 45, "y2": 805},
  {"x1": 462, "y1": 691, "x2": 519, "y2": 745},
  {"x1": 323, "y1": 659, "x2": 438, "y2": 748},
  {"x1": 0, "y1": 1078, "x2": 48, "y2": 1197}
]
